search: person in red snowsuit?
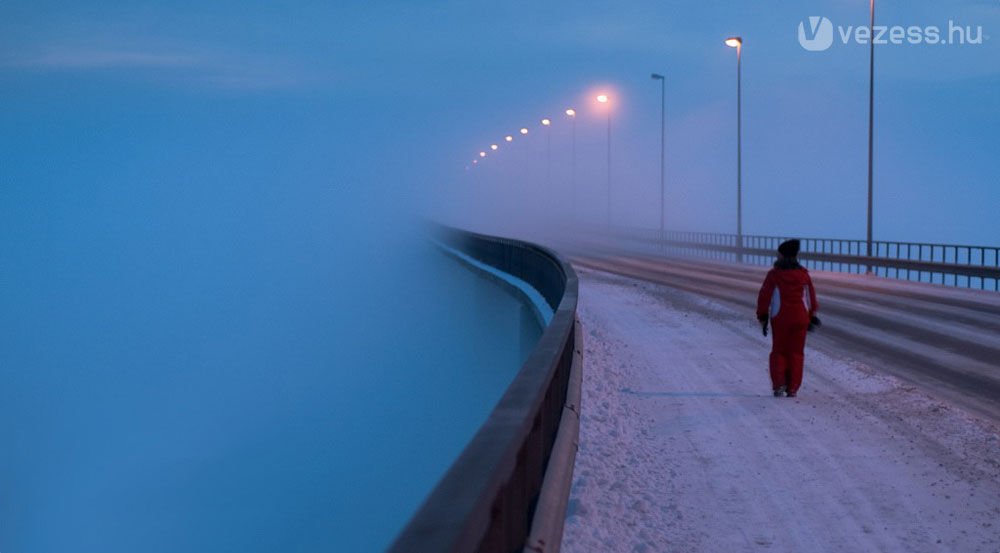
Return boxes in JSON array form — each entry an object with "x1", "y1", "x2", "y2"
[{"x1": 756, "y1": 239, "x2": 820, "y2": 398}]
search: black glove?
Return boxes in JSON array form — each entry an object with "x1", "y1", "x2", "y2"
[
  {"x1": 808, "y1": 315, "x2": 822, "y2": 332},
  {"x1": 757, "y1": 314, "x2": 769, "y2": 337}
]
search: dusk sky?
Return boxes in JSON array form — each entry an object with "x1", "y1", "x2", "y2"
[{"x1": 2, "y1": 1, "x2": 998, "y2": 245}]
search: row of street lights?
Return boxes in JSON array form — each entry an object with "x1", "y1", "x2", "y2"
[
  {"x1": 469, "y1": 98, "x2": 614, "y2": 227},
  {"x1": 465, "y1": 63, "x2": 706, "y2": 239},
  {"x1": 469, "y1": 15, "x2": 875, "y2": 259},
  {"x1": 467, "y1": 38, "x2": 736, "y2": 242}
]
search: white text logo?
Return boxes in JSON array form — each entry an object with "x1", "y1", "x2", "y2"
[{"x1": 798, "y1": 17, "x2": 987, "y2": 51}]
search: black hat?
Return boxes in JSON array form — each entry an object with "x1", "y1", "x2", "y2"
[{"x1": 778, "y1": 239, "x2": 800, "y2": 258}]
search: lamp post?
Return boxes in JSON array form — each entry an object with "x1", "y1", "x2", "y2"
[
  {"x1": 725, "y1": 36, "x2": 743, "y2": 263},
  {"x1": 597, "y1": 94, "x2": 611, "y2": 232},
  {"x1": 517, "y1": 128, "x2": 529, "y2": 186},
  {"x1": 651, "y1": 73, "x2": 666, "y2": 244},
  {"x1": 866, "y1": 0, "x2": 876, "y2": 270},
  {"x1": 541, "y1": 118, "x2": 552, "y2": 184},
  {"x1": 565, "y1": 108, "x2": 577, "y2": 222}
]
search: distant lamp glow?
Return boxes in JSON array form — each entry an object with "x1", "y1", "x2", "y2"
[
  {"x1": 490, "y1": 144, "x2": 498, "y2": 150},
  {"x1": 472, "y1": 159, "x2": 478, "y2": 164},
  {"x1": 520, "y1": 127, "x2": 529, "y2": 135},
  {"x1": 479, "y1": 151, "x2": 487, "y2": 157},
  {"x1": 565, "y1": 108, "x2": 576, "y2": 117},
  {"x1": 725, "y1": 36, "x2": 742, "y2": 48},
  {"x1": 596, "y1": 94, "x2": 611, "y2": 228},
  {"x1": 541, "y1": 118, "x2": 551, "y2": 126},
  {"x1": 505, "y1": 135, "x2": 513, "y2": 142}
]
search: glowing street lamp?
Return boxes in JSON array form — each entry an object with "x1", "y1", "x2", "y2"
[
  {"x1": 725, "y1": 36, "x2": 744, "y2": 261},
  {"x1": 651, "y1": 73, "x2": 666, "y2": 243},
  {"x1": 520, "y1": 127, "x2": 529, "y2": 135},
  {"x1": 490, "y1": 144, "x2": 498, "y2": 151},
  {"x1": 565, "y1": 108, "x2": 577, "y2": 219},
  {"x1": 505, "y1": 135, "x2": 513, "y2": 142},
  {"x1": 541, "y1": 118, "x2": 552, "y2": 183},
  {"x1": 479, "y1": 151, "x2": 487, "y2": 158},
  {"x1": 596, "y1": 93, "x2": 612, "y2": 231}
]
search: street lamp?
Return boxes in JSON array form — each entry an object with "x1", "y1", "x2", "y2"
[
  {"x1": 725, "y1": 36, "x2": 743, "y2": 262},
  {"x1": 565, "y1": 108, "x2": 577, "y2": 221},
  {"x1": 651, "y1": 73, "x2": 666, "y2": 244},
  {"x1": 520, "y1": 127, "x2": 529, "y2": 135},
  {"x1": 597, "y1": 94, "x2": 611, "y2": 232},
  {"x1": 505, "y1": 135, "x2": 513, "y2": 142},
  {"x1": 866, "y1": 0, "x2": 876, "y2": 270},
  {"x1": 479, "y1": 151, "x2": 487, "y2": 158},
  {"x1": 490, "y1": 144, "x2": 498, "y2": 151},
  {"x1": 541, "y1": 118, "x2": 552, "y2": 184}
]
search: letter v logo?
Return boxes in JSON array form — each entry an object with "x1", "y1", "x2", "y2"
[{"x1": 798, "y1": 16, "x2": 834, "y2": 51}]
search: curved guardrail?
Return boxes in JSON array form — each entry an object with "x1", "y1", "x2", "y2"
[{"x1": 387, "y1": 226, "x2": 580, "y2": 553}]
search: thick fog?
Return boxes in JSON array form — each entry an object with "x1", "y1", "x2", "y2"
[
  {"x1": 0, "y1": 80, "x2": 548, "y2": 552},
  {"x1": 2, "y1": 1, "x2": 998, "y2": 551},
  {"x1": 0, "y1": 5, "x2": 543, "y2": 551}
]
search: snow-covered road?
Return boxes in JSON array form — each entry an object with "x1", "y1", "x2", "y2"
[{"x1": 561, "y1": 268, "x2": 1000, "y2": 553}]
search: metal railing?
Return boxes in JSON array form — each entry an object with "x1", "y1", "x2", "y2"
[
  {"x1": 389, "y1": 226, "x2": 580, "y2": 553},
  {"x1": 615, "y1": 228, "x2": 1000, "y2": 291}
]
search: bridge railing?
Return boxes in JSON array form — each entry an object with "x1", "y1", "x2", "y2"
[
  {"x1": 613, "y1": 228, "x2": 1000, "y2": 291},
  {"x1": 388, "y1": 226, "x2": 580, "y2": 553}
]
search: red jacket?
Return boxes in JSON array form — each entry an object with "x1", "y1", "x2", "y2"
[{"x1": 756, "y1": 261, "x2": 818, "y2": 325}]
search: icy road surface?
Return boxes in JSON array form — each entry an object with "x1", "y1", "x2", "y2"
[{"x1": 561, "y1": 267, "x2": 1000, "y2": 553}]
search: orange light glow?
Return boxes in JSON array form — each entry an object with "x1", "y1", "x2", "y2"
[
  {"x1": 541, "y1": 118, "x2": 551, "y2": 126},
  {"x1": 505, "y1": 135, "x2": 513, "y2": 142},
  {"x1": 520, "y1": 128, "x2": 529, "y2": 135},
  {"x1": 565, "y1": 108, "x2": 576, "y2": 117},
  {"x1": 725, "y1": 37, "x2": 742, "y2": 48},
  {"x1": 596, "y1": 94, "x2": 609, "y2": 103}
]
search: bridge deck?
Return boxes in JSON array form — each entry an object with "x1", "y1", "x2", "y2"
[
  {"x1": 560, "y1": 264, "x2": 1000, "y2": 553},
  {"x1": 569, "y1": 247, "x2": 1000, "y2": 422}
]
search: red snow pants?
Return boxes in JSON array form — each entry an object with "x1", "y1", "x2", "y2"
[{"x1": 769, "y1": 320, "x2": 809, "y2": 393}]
